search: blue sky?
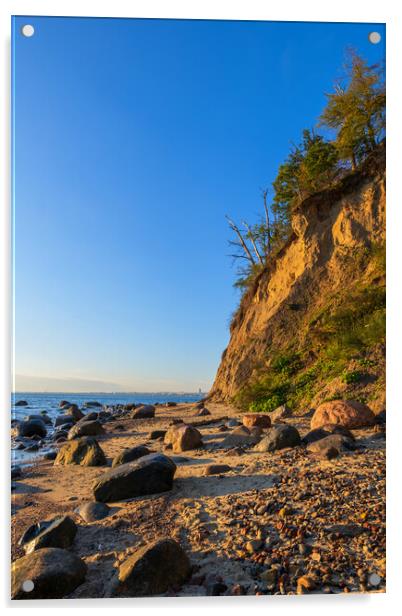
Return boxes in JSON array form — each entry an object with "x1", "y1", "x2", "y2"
[{"x1": 12, "y1": 17, "x2": 385, "y2": 392}]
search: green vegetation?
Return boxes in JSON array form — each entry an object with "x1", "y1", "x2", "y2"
[
  {"x1": 226, "y1": 50, "x2": 385, "y2": 291},
  {"x1": 234, "y1": 258, "x2": 385, "y2": 412},
  {"x1": 226, "y1": 51, "x2": 385, "y2": 413},
  {"x1": 319, "y1": 50, "x2": 385, "y2": 169},
  {"x1": 341, "y1": 370, "x2": 363, "y2": 384}
]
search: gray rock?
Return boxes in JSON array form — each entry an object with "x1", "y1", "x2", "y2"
[
  {"x1": 15, "y1": 400, "x2": 28, "y2": 407},
  {"x1": 306, "y1": 434, "x2": 355, "y2": 454},
  {"x1": 270, "y1": 404, "x2": 292, "y2": 422},
  {"x1": 254, "y1": 424, "x2": 301, "y2": 452},
  {"x1": 19, "y1": 516, "x2": 77, "y2": 553},
  {"x1": 149, "y1": 430, "x2": 167, "y2": 440},
  {"x1": 80, "y1": 411, "x2": 99, "y2": 422},
  {"x1": 196, "y1": 407, "x2": 211, "y2": 416},
  {"x1": 64, "y1": 404, "x2": 84, "y2": 421},
  {"x1": 204, "y1": 464, "x2": 231, "y2": 476},
  {"x1": 68, "y1": 420, "x2": 105, "y2": 439},
  {"x1": 113, "y1": 538, "x2": 190, "y2": 596},
  {"x1": 130, "y1": 405, "x2": 155, "y2": 419},
  {"x1": 93, "y1": 453, "x2": 176, "y2": 503},
  {"x1": 25, "y1": 413, "x2": 52, "y2": 425},
  {"x1": 43, "y1": 449, "x2": 58, "y2": 461},
  {"x1": 11, "y1": 465, "x2": 22, "y2": 479},
  {"x1": 76, "y1": 501, "x2": 111, "y2": 522},
  {"x1": 221, "y1": 425, "x2": 260, "y2": 449},
  {"x1": 17, "y1": 419, "x2": 47, "y2": 439},
  {"x1": 11, "y1": 547, "x2": 87, "y2": 599},
  {"x1": 55, "y1": 414, "x2": 75, "y2": 428},
  {"x1": 112, "y1": 445, "x2": 150, "y2": 468},
  {"x1": 226, "y1": 419, "x2": 240, "y2": 428}
]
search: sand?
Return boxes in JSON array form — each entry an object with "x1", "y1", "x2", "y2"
[{"x1": 11, "y1": 402, "x2": 386, "y2": 597}]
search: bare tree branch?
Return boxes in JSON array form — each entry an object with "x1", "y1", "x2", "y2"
[
  {"x1": 225, "y1": 215, "x2": 255, "y2": 265},
  {"x1": 242, "y1": 221, "x2": 264, "y2": 265}
]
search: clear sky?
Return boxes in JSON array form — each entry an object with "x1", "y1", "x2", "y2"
[{"x1": 12, "y1": 17, "x2": 385, "y2": 393}]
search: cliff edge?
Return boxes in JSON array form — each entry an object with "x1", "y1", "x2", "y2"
[{"x1": 210, "y1": 144, "x2": 385, "y2": 413}]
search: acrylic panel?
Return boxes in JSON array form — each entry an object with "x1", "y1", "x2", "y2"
[{"x1": 11, "y1": 16, "x2": 386, "y2": 599}]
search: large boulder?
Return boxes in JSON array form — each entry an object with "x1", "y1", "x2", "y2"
[
  {"x1": 11, "y1": 548, "x2": 87, "y2": 599},
  {"x1": 68, "y1": 420, "x2": 105, "y2": 439},
  {"x1": 55, "y1": 437, "x2": 107, "y2": 466},
  {"x1": 164, "y1": 424, "x2": 202, "y2": 453},
  {"x1": 64, "y1": 404, "x2": 84, "y2": 421},
  {"x1": 112, "y1": 445, "x2": 150, "y2": 468},
  {"x1": 93, "y1": 453, "x2": 177, "y2": 502},
  {"x1": 311, "y1": 400, "x2": 376, "y2": 430},
  {"x1": 25, "y1": 413, "x2": 52, "y2": 426},
  {"x1": 220, "y1": 425, "x2": 260, "y2": 449},
  {"x1": 55, "y1": 414, "x2": 75, "y2": 428},
  {"x1": 131, "y1": 405, "x2": 155, "y2": 419},
  {"x1": 113, "y1": 539, "x2": 191, "y2": 596},
  {"x1": 302, "y1": 424, "x2": 355, "y2": 445},
  {"x1": 16, "y1": 419, "x2": 47, "y2": 438},
  {"x1": 19, "y1": 516, "x2": 77, "y2": 553},
  {"x1": 84, "y1": 401, "x2": 102, "y2": 408},
  {"x1": 76, "y1": 501, "x2": 111, "y2": 522},
  {"x1": 307, "y1": 434, "x2": 355, "y2": 454},
  {"x1": 80, "y1": 411, "x2": 99, "y2": 422},
  {"x1": 254, "y1": 424, "x2": 301, "y2": 452},
  {"x1": 15, "y1": 400, "x2": 28, "y2": 407},
  {"x1": 243, "y1": 413, "x2": 271, "y2": 429}
]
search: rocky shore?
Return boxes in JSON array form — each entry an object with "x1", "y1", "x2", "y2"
[{"x1": 11, "y1": 399, "x2": 385, "y2": 599}]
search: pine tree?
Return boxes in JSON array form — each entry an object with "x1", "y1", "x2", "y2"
[
  {"x1": 319, "y1": 50, "x2": 385, "y2": 169},
  {"x1": 271, "y1": 130, "x2": 339, "y2": 241}
]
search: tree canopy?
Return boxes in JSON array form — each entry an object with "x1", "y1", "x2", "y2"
[{"x1": 226, "y1": 50, "x2": 385, "y2": 290}]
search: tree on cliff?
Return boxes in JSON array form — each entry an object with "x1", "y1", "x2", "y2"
[
  {"x1": 319, "y1": 50, "x2": 385, "y2": 169},
  {"x1": 226, "y1": 130, "x2": 338, "y2": 287},
  {"x1": 271, "y1": 129, "x2": 339, "y2": 242}
]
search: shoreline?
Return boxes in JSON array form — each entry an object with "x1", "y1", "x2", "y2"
[{"x1": 11, "y1": 401, "x2": 385, "y2": 598}]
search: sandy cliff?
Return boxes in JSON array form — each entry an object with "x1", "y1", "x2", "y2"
[{"x1": 210, "y1": 145, "x2": 385, "y2": 407}]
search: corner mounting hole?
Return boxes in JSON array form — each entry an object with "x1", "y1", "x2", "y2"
[
  {"x1": 21, "y1": 24, "x2": 35, "y2": 38},
  {"x1": 22, "y1": 579, "x2": 34, "y2": 592},
  {"x1": 368, "y1": 31, "x2": 381, "y2": 44}
]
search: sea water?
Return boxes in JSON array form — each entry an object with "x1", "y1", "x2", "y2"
[{"x1": 11, "y1": 391, "x2": 203, "y2": 464}]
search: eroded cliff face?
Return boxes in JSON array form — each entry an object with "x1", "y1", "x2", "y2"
[{"x1": 210, "y1": 148, "x2": 385, "y2": 403}]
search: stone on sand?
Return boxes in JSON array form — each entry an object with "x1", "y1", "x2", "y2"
[
  {"x1": 164, "y1": 424, "x2": 203, "y2": 453},
  {"x1": 130, "y1": 405, "x2": 155, "y2": 419},
  {"x1": 55, "y1": 437, "x2": 107, "y2": 466},
  {"x1": 311, "y1": 400, "x2": 376, "y2": 430},
  {"x1": 77, "y1": 501, "x2": 111, "y2": 522},
  {"x1": 93, "y1": 453, "x2": 177, "y2": 502},
  {"x1": 254, "y1": 424, "x2": 301, "y2": 452},
  {"x1": 19, "y1": 515, "x2": 77, "y2": 553},
  {"x1": 204, "y1": 464, "x2": 231, "y2": 476},
  {"x1": 112, "y1": 445, "x2": 150, "y2": 467},
  {"x1": 11, "y1": 547, "x2": 87, "y2": 599},
  {"x1": 242, "y1": 413, "x2": 271, "y2": 429},
  {"x1": 16, "y1": 418, "x2": 47, "y2": 439},
  {"x1": 113, "y1": 538, "x2": 191, "y2": 597},
  {"x1": 68, "y1": 420, "x2": 105, "y2": 439}
]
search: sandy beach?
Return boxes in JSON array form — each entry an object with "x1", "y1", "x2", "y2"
[{"x1": 11, "y1": 401, "x2": 386, "y2": 598}]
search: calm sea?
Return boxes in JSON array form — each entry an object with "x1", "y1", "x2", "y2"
[
  {"x1": 11, "y1": 391, "x2": 204, "y2": 421},
  {"x1": 11, "y1": 392, "x2": 204, "y2": 465}
]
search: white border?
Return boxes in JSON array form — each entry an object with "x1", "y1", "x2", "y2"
[{"x1": 1, "y1": 1, "x2": 401, "y2": 615}]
